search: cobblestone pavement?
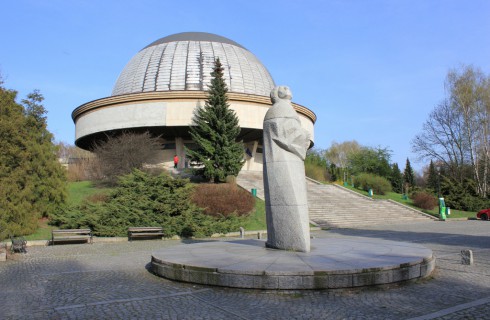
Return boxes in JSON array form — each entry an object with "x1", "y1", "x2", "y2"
[{"x1": 0, "y1": 220, "x2": 489, "y2": 319}]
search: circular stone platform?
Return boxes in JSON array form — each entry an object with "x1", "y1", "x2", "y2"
[{"x1": 151, "y1": 238, "x2": 435, "y2": 289}]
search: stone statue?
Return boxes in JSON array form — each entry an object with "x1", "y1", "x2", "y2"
[{"x1": 263, "y1": 86, "x2": 311, "y2": 252}]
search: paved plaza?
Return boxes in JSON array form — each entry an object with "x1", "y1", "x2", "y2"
[{"x1": 1, "y1": 220, "x2": 489, "y2": 319}]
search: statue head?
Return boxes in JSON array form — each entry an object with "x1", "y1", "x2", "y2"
[{"x1": 270, "y1": 86, "x2": 292, "y2": 103}]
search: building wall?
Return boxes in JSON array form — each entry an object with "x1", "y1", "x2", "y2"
[
  {"x1": 75, "y1": 99, "x2": 314, "y2": 143},
  {"x1": 74, "y1": 94, "x2": 315, "y2": 172},
  {"x1": 75, "y1": 102, "x2": 167, "y2": 140}
]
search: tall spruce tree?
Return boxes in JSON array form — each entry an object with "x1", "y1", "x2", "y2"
[
  {"x1": 186, "y1": 58, "x2": 244, "y2": 182},
  {"x1": 390, "y1": 163, "x2": 403, "y2": 193},
  {"x1": 0, "y1": 85, "x2": 66, "y2": 237},
  {"x1": 403, "y1": 158, "x2": 415, "y2": 187},
  {"x1": 427, "y1": 160, "x2": 439, "y2": 191}
]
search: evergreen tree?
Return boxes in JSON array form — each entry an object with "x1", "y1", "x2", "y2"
[
  {"x1": 0, "y1": 85, "x2": 66, "y2": 237},
  {"x1": 329, "y1": 163, "x2": 338, "y2": 182},
  {"x1": 427, "y1": 160, "x2": 439, "y2": 191},
  {"x1": 390, "y1": 163, "x2": 403, "y2": 193},
  {"x1": 186, "y1": 58, "x2": 244, "y2": 182},
  {"x1": 403, "y1": 158, "x2": 415, "y2": 187}
]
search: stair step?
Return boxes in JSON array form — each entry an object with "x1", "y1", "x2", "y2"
[{"x1": 237, "y1": 172, "x2": 435, "y2": 228}]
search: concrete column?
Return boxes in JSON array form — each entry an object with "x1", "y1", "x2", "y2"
[{"x1": 246, "y1": 140, "x2": 259, "y2": 171}]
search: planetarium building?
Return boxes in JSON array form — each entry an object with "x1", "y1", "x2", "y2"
[{"x1": 72, "y1": 32, "x2": 316, "y2": 171}]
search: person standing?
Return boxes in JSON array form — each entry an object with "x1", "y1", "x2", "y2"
[{"x1": 173, "y1": 154, "x2": 179, "y2": 169}]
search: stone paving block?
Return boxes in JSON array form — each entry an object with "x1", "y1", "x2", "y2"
[
  {"x1": 311, "y1": 275, "x2": 329, "y2": 289},
  {"x1": 374, "y1": 269, "x2": 394, "y2": 284},
  {"x1": 408, "y1": 263, "x2": 421, "y2": 279},
  {"x1": 420, "y1": 257, "x2": 436, "y2": 277},
  {"x1": 392, "y1": 267, "x2": 410, "y2": 282},
  {"x1": 161, "y1": 264, "x2": 176, "y2": 279},
  {"x1": 205, "y1": 272, "x2": 222, "y2": 287},
  {"x1": 277, "y1": 275, "x2": 304, "y2": 289},
  {"x1": 253, "y1": 275, "x2": 279, "y2": 289},
  {"x1": 352, "y1": 271, "x2": 375, "y2": 287},
  {"x1": 327, "y1": 274, "x2": 353, "y2": 288},
  {"x1": 226, "y1": 274, "x2": 256, "y2": 288}
]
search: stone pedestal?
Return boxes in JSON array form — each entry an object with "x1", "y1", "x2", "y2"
[{"x1": 151, "y1": 238, "x2": 435, "y2": 289}]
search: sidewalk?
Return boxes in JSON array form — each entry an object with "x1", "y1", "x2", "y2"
[{"x1": 0, "y1": 220, "x2": 489, "y2": 319}]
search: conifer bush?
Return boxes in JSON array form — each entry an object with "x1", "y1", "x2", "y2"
[
  {"x1": 0, "y1": 84, "x2": 66, "y2": 237},
  {"x1": 50, "y1": 170, "x2": 243, "y2": 238}
]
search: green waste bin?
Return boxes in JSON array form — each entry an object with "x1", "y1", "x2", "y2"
[
  {"x1": 251, "y1": 188, "x2": 257, "y2": 197},
  {"x1": 439, "y1": 197, "x2": 447, "y2": 221},
  {"x1": 368, "y1": 189, "x2": 373, "y2": 198}
]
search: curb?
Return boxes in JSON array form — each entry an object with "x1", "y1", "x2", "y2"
[{"x1": 1, "y1": 227, "x2": 321, "y2": 248}]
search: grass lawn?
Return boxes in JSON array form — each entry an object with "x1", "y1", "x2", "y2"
[
  {"x1": 340, "y1": 183, "x2": 476, "y2": 219},
  {"x1": 68, "y1": 181, "x2": 111, "y2": 205},
  {"x1": 24, "y1": 218, "x2": 56, "y2": 241},
  {"x1": 421, "y1": 207, "x2": 476, "y2": 219},
  {"x1": 26, "y1": 181, "x2": 111, "y2": 240},
  {"x1": 242, "y1": 198, "x2": 266, "y2": 230}
]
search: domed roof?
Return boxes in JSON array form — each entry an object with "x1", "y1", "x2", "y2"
[{"x1": 112, "y1": 32, "x2": 275, "y2": 97}]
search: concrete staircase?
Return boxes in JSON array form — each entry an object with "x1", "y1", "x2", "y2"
[
  {"x1": 237, "y1": 171, "x2": 265, "y2": 199},
  {"x1": 237, "y1": 171, "x2": 437, "y2": 229}
]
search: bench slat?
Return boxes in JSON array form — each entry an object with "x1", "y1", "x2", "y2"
[
  {"x1": 53, "y1": 235, "x2": 91, "y2": 239},
  {"x1": 128, "y1": 227, "x2": 164, "y2": 241},
  {"x1": 52, "y1": 229, "x2": 91, "y2": 233},
  {"x1": 52, "y1": 229, "x2": 93, "y2": 245}
]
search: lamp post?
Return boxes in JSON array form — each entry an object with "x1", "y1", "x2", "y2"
[{"x1": 437, "y1": 170, "x2": 441, "y2": 198}]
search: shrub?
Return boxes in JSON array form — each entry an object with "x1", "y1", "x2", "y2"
[
  {"x1": 85, "y1": 192, "x2": 109, "y2": 203},
  {"x1": 354, "y1": 173, "x2": 392, "y2": 195},
  {"x1": 305, "y1": 162, "x2": 328, "y2": 182},
  {"x1": 440, "y1": 177, "x2": 490, "y2": 211},
  {"x1": 191, "y1": 183, "x2": 255, "y2": 217},
  {"x1": 50, "y1": 170, "x2": 244, "y2": 238},
  {"x1": 412, "y1": 191, "x2": 437, "y2": 210},
  {"x1": 92, "y1": 131, "x2": 162, "y2": 185}
]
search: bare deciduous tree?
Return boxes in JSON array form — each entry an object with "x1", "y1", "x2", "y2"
[
  {"x1": 55, "y1": 142, "x2": 100, "y2": 181},
  {"x1": 324, "y1": 140, "x2": 361, "y2": 169},
  {"x1": 412, "y1": 65, "x2": 490, "y2": 197},
  {"x1": 92, "y1": 132, "x2": 162, "y2": 184}
]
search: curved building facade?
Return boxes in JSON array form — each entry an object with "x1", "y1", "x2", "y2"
[{"x1": 72, "y1": 32, "x2": 316, "y2": 171}]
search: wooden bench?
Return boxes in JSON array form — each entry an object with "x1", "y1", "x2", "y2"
[
  {"x1": 128, "y1": 227, "x2": 164, "y2": 241},
  {"x1": 52, "y1": 229, "x2": 93, "y2": 245}
]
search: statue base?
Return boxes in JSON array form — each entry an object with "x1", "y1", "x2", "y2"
[{"x1": 151, "y1": 237, "x2": 434, "y2": 289}]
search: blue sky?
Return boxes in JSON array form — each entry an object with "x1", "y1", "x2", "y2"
[{"x1": 1, "y1": 0, "x2": 489, "y2": 171}]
